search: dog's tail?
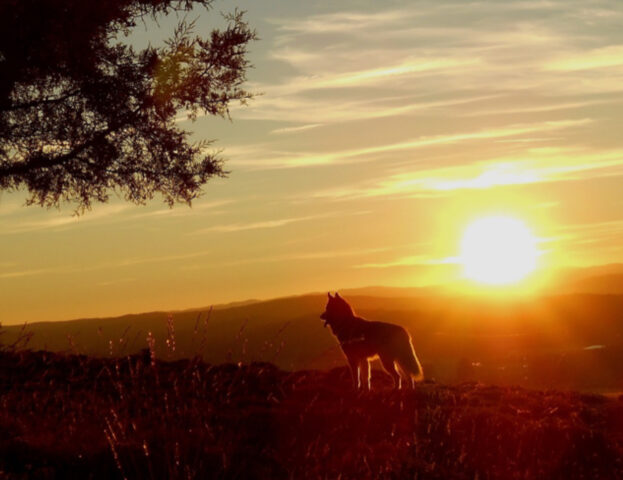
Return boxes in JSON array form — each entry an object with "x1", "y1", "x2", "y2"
[{"x1": 399, "y1": 337, "x2": 424, "y2": 382}]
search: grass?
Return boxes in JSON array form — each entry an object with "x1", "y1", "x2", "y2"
[{"x1": 1, "y1": 348, "x2": 623, "y2": 479}]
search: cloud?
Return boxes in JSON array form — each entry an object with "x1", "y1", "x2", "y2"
[
  {"x1": 270, "y1": 124, "x2": 322, "y2": 135},
  {"x1": 232, "y1": 118, "x2": 592, "y2": 169},
  {"x1": 554, "y1": 219, "x2": 623, "y2": 244},
  {"x1": 313, "y1": 144, "x2": 623, "y2": 200},
  {"x1": 0, "y1": 268, "x2": 51, "y2": 280},
  {"x1": 180, "y1": 246, "x2": 391, "y2": 270},
  {"x1": 194, "y1": 212, "x2": 335, "y2": 233},
  {"x1": 1, "y1": 204, "x2": 130, "y2": 235},
  {"x1": 109, "y1": 251, "x2": 214, "y2": 268},
  {"x1": 462, "y1": 99, "x2": 610, "y2": 117},
  {"x1": 0, "y1": 201, "x2": 23, "y2": 216},
  {"x1": 0, "y1": 198, "x2": 235, "y2": 237},
  {"x1": 355, "y1": 255, "x2": 458, "y2": 269},
  {"x1": 97, "y1": 277, "x2": 136, "y2": 287},
  {"x1": 269, "y1": 10, "x2": 414, "y2": 36},
  {"x1": 545, "y1": 219, "x2": 623, "y2": 258},
  {"x1": 237, "y1": 0, "x2": 623, "y2": 140},
  {"x1": 0, "y1": 250, "x2": 221, "y2": 280},
  {"x1": 132, "y1": 200, "x2": 235, "y2": 219},
  {"x1": 547, "y1": 45, "x2": 623, "y2": 71},
  {"x1": 1, "y1": 243, "x2": 390, "y2": 281},
  {"x1": 237, "y1": 92, "x2": 502, "y2": 125},
  {"x1": 284, "y1": 58, "x2": 480, "y2": 91}
]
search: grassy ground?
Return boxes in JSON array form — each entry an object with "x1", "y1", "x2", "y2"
[{"x1": 1, "y1": 349, "x2": 622, "y2": 479}]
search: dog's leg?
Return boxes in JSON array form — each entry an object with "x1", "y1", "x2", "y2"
[
  {"x1": 362, "y1": 359, "x2": 371, "y2": 391},
  {"x1": 357, "y1": 365, "x2": 362, "y2": 390},
  {"x1": 395, "y1": 363, "x2": 412, "y2": 390},
  {"x1": 380, "y1": 355, "x2": 401, "y2": 389},
  {"x1": 347, "y1": 356, "x2": 360, "y2": 390}
]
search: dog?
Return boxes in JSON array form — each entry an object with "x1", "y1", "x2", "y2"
[{"x1": 320, "y1": 292, "x2": 424, "y2": 390}]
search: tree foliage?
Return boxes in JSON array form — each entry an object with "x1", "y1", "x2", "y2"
[{"x1": 0, "y1": 0, "x2": 256, "y2": 211}]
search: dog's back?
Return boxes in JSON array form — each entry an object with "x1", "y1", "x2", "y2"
[{"x1": 320, "y1": 293, "x2": 423, "y2": 389}]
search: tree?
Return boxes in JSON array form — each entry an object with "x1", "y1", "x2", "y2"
[{"x1": 0, "y1": 0, "x2": 256, "y2": 212}]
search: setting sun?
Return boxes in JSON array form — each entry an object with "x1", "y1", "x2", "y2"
[{"x1": 460, "y1": 216, "x2": 538, "y2": 285}]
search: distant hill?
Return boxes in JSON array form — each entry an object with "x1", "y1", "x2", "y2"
[
  {"x1": 4, "y1": 286, "x2": 623, "y2": 391},
  {"x1": 559, "y1": 273, "x2": 623, "y2": 295},
  {"x1": 552, "y1": 263, "x2": 623, "y2": 295}
]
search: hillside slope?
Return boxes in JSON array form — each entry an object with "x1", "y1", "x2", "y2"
[{"x1": 4, "y1": 290, "x2": 623, "y2": 390}]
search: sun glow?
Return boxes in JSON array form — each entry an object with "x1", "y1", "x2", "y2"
[{"x1": 460, "y1": 216, "x2": 538, "y2": 285}]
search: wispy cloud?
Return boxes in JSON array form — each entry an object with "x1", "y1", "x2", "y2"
[
  {"x1": 270, "y1": 124, "x2": 322, "y2": 135},
  {"x1": 1, "y1": 244, "x2": 391, "y2": 281},
  {"x1": 195, "y1": 213, "x2": 334, "y2": 233},
  {"x1": 544, "y1": 219, "x2": 623, "y2": 260},
  {"x1": 270, "y1": 10, "x2": 414, "y2": 35},
  {"x1": 181, "y1": 246, "x2": 390, "y2": 270},
  {"x1": 1, "y1": 204, "x2": 130, "y2": 235},
  {"x1": 0, "y1": 198, "x2": 234, "y2": 236},
  {"x1": 232, "y1": 118, "x2": 592, "y2": 169},
  {"x1": 314, "y1": 145, "x2": 623, "y2": 200},
  {"x1": 97, "y1": 277, "x2": 136, "y2": 287},
  {"x1": 0, "y1": 201, "x2": 23, "y2": 216},
  {"x1": 131, "y1": 200, "x2": 235, "y2": 219},
  {"x1": 237, "y1": 92, "x2": 502, "y2": 125},
  {"x1": 0, "y1": 250, "x2": 218, "y2": 280},
  {"x1": 355, "y1": 255, "x2": 458, "y2": 269},
  {"x1": 547, "y1": 45, "x2": 623, "y2": 71},
  {"x1": 462, "y1": 99, "x2": 610, "y2": 117},
  {"x1": 238, "y1": 1, "x2": 623, "y2": 138},
  {"x1": 281, "y1": 58, "x2": 480, "y2": 91},
  {"x1": 554, "y1": 219, "x2": 623, "y2": 244},
  {"x1": 0, "y1": 268, "x2": 57, "y2": 280}
]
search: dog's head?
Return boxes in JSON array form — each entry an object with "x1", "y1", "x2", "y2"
[{"x1": 320, "y1": 292, "x2": 353, "y2": 328}]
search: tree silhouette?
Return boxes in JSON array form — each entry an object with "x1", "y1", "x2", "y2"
[{"x1": 0, "y1": 0, "x2": 256, "y2": 212}]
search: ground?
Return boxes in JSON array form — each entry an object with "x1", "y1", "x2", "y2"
[{"x1": 1, "y1": 350, "x2": 622, "y2": 479}]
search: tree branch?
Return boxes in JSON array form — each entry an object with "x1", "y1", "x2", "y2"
[{"x1": 2, "y1": 90, "x2": 80, "y2": 113}]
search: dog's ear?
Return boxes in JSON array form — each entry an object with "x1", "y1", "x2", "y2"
[
  {"x1": 328, "y1": 292, "x2": 333, "y2": 299},
  {"x1": 335, "y1": 292, "x2": 341, "y2": 299}
]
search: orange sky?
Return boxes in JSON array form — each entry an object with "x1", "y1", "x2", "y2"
[{"x1": 3, "y1": 1, "x2": 623, "y2": 324}]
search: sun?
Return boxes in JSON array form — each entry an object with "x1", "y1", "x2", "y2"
[{"x1": 459, "y1": 216, "x2": 538, "y2": 285}]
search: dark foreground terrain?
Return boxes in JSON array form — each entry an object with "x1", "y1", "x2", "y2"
[{"x1": 1, "y1": 350, "x2": 623, "y2": 479}]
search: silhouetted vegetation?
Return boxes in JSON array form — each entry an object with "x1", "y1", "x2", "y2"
[
  {"x1": 1, "y1": 349, "x2": 622, "y2": 479},
  {"x1": 0, "y1": 0, "x2": 255, "y2": 211}
]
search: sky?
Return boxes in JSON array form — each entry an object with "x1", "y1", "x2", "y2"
[{"x1": 3, "y1": 0, "x2": 623, "y2": 324}]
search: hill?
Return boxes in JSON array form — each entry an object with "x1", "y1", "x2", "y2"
[
  {"x1": 550, "y1": 263, "x2": 623, "y2": 295},
  {"x1": 4, "y1": 288, "x2": 623, "y2": 391},
  {"x1": 0, "y1": 349, "x2": 621, "y2": 479}
]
